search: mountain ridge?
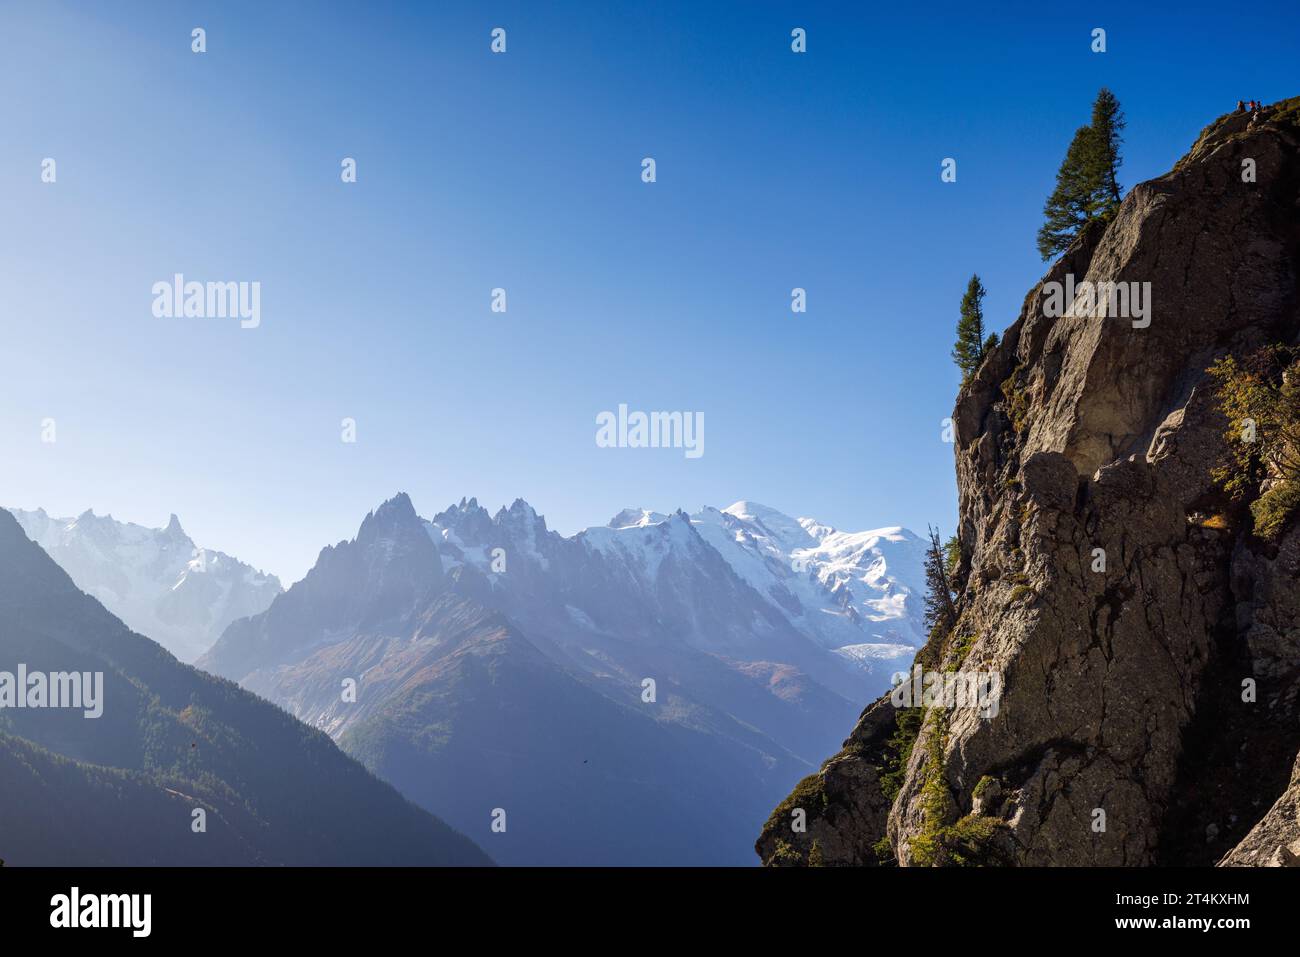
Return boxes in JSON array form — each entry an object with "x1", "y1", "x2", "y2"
[
  {"x1": 0, "y1": 507, "x2": 490, "y2": 866},
  {"x1": 6, "y1": 506, "x2": 281, "y2": 663},
  {"x1": 199, "y1": 492, "x2": 922, "y2": 863}
]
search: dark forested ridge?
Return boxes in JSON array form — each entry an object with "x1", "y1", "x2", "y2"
[{"x1": 0, "y1": 509, "x2": 490, "y2": 866}]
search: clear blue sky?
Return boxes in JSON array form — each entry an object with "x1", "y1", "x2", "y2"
[{"x1": 2, "y1": 0, "x2": 1297, "y2": 583}]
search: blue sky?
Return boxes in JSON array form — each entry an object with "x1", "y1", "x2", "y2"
[{"x1": 2, "y1": 0, "x2": 1297, "y2": 582}]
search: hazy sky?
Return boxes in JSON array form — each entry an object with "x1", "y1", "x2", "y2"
[{"x1": 3, "y1": 0, "x2": 1297, "y2": 583}]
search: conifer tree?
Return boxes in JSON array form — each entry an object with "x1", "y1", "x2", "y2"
[
  {"x1": 1036, "y1": 89, "x2": 1126, "y2": 260},
  {"x1": 1085, "y1": 87, "x2": 1125, "y2": 218},
  {"x1": 943, "y1": 534, "x2": 962, "y2": 578},
  {"x1": 952, "y1": 274, "x2": 989, "y2": 380},
  {"x1": 923, "y1": 526, "x2": 957, "y2": 636},
  {"x1": 1037, "y1": 125, "x2": 1098, "y2": 260}
]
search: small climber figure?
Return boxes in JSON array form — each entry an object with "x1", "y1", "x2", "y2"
[{"x1": 1237, "y1": 100, "x2": 1245, "y2": 111}]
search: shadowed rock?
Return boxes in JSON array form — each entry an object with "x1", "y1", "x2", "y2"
[{"x1": 758, "y1": 97, "x2": 1300, "y2": 867}]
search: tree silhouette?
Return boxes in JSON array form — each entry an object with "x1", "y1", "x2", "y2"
[
  {"x1": 952, "y1": 274, "x2": 989, "y2": 380},
  {"x1": 1037, "y1": 89, "x2": 1126, "y2": 260},
  {"x1": 1086, "y1": 88, "x2": 1125, "y2": 218},
  {"x1": 923, "y1": 525, "x2": 957, "y2": 635}
]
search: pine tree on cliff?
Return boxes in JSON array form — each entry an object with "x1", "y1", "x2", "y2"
[
  {"x1": 952, "y1": 274, "x2": 989, "y2": 380},
  {"x1": 923, "y1": 525, "x2": 957, "y2": 635},
  {"x1": 1036, "y1": 125, "x2": 1098, "y2": 260},
  {"x1": 1037, "y1": 88, "x2": 1126, "y2": 260},
  {"x1": 1085, "y1": 87, "x2": 1125, "y2": 217}
]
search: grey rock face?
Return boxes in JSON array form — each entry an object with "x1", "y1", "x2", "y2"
[
  {"x1": 1220, "y1": 752, "x2": 1300, "y2": 866},
  {"x1": 754, "y1": 697, "x2": 899, "y2": 866},
  {"x1": 758, "y1": 100, "x2": 1300, "y2": 866}
]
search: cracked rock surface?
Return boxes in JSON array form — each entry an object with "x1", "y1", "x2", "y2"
[{"x1": 757, "y1": 98, "x2": 1300, "y2": 866}]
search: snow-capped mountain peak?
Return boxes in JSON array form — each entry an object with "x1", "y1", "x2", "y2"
[
  {"x1": 607, "y1": 507, "x2": 670, "y2": 528},
  {"x1": 421, "y1": 494, "x2": 926, "y2": 669},
  {"x1": 693, "y1": 502, "x2": 926, "y2": 657},
  {"x1": 720, "y1": 500, "x2": 819, "y2": 552},
  {"x1": 425, "y1": 496, "x2": 557, "y2": 575},
  {"x1": 5, "y1": 506, "x2": 282, "y2": 662}
]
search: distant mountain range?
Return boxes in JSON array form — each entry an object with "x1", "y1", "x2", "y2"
[
  {"x1": 0, "y1": 508, "x2": 488, "y2": 866},
  {"x1": 197, "y1": 493, "x2": 926, "y2": 864},
  {"x1": 3, "y1": 493, "x2": 922, "y2": 865},
  {"x1": 6, "y1": 508, "x2": 281, "y2": 663}
]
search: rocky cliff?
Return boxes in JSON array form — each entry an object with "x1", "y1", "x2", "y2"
[{"x1": 757, "y1": 97, "x2": 1300, "y2": 867}]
